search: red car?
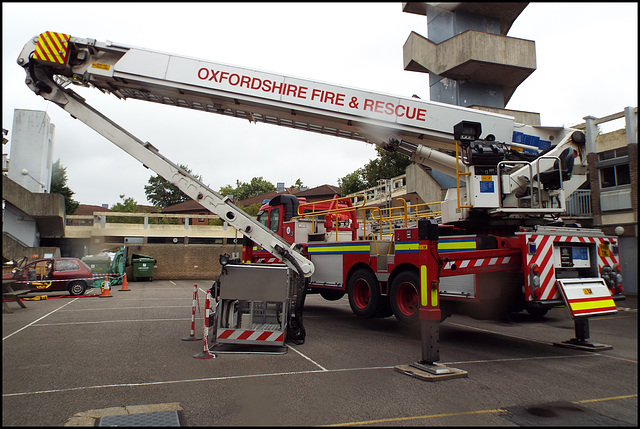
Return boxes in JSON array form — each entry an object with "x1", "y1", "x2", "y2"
[{"x1": 3, "y1": 257, "x2": 95, "y2": 296}]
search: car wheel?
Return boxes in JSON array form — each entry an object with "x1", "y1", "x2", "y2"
[{"x1": 68, "y1": 281, "x2": 86, "y2": 296}]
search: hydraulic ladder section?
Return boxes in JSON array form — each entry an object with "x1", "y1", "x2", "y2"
[
  {"x1": 17, "y1": 32, "x2": 518, "y2": 154},
  {"x1": 18, "y1": 32, "x2": 313, "y2": 277}
]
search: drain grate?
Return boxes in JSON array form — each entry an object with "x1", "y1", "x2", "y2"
[{"x1": 98, "y1": 410, "x2": 181, "y2": 426}]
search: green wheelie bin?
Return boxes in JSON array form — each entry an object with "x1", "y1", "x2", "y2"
[{"x1": 131, "y1": 254, "x2": 156, "y2": 281}]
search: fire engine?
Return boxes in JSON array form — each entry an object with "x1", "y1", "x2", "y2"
[{"x1": 17, "y1": 32, "x2": 623, "y2": 358}]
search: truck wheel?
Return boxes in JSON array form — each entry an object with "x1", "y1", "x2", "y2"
[
  {"x1": 347, "y1": 268, "x2": 380, "y2": 319},
  {"x1": 526, "y1": 307, "x2": 549, "y2": 319},
  {"x1": 68, "y1": 281, "x2": 86, "y2": 296},
  {"x1": 320, "y1": 289, "x2": 345, "y2": 301},
  {"x1": 375, "y1": 295, "x2": 393, "y2": 318},
  {"x1": 390, "y1": 271, "x2": 420, "y2": 326}
]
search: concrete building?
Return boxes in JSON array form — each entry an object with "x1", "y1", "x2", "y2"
[
  {"x1": 3, "y1": 110, "x2": 65, "y2": 263},
  {"x1": 581, "y1": 107, "x2": 638, "y2": 293},
  {"x1": 402, "y1": 2, "x2": 541, "y2": 125}
]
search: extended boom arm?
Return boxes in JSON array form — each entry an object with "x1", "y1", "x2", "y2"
[{"x1": 18, "y1": 33, "x2": 313, "y2": 277}]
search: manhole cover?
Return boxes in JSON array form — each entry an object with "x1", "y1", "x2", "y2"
[{"x1": 98, "y1": 410, "x2": 182, "y2": 426}]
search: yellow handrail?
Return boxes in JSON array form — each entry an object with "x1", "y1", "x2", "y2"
[{"x1": 291, "y1": 194, "x2": 441, "y2": 242}]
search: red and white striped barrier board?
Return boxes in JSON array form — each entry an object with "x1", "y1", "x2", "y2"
[{"x1": 216, "y1": 329, "x2": 284, "y2": 346}]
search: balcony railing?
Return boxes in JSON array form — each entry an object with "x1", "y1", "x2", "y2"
[{"x1": 564, "y1": 190, "x2": 592, "y2": 217}]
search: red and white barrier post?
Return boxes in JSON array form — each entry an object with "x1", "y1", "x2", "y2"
[
  {"x1": 193, "y1": 290, "x2": 216, "y2": 359},
  {"x1": 182, "y1": 284, "x2": 202, "y2": 341}
]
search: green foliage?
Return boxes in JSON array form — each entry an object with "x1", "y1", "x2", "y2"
[
  {"x1": 109, "y1": 194, "x2": 143, "y2": 223},
  {"x1": 145, "y1": 164, "x2": 203, "y2": 208},
  {"x1": 338, "y1": 169, "x2": 367, "y2": 196},
  {"x1": 290, "y1": 178, "x2": 305, "y2": 190},
  {"x1": 219, "y1": 177, "x2": 276, "y2": 201},
  {"x1": 241, "y1": 203, "x2": 262, "y2": 217},
  {"x1": 363, "y1": 147, "x2": 411, "y2": 185},
  {"x1": 338, "y1": 147, "x2": 411, "y2": 195},
  {"x1": 50, "y1": 159, "x2": 79, "y2": 215},
  {"x1": 218, "y1": 184, "x2": 235, "y2": 199}
]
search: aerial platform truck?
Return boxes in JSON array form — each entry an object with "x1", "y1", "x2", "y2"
[{"x1": 18, "y1": 32, "x2": 624, "y2": 371}]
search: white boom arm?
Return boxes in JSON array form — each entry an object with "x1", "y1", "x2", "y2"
[
  {"x1": 18, "y1": 32, "x2": 588, "y2": 226},
  {"x1": 17, "y1": 33, "x2": 517, "y2": 151},
  {"x1": 18, "y1": 33, "x2": 314, "y2": 277}
]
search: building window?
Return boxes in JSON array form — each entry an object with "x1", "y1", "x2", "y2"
[{"x1": 598, "y1": 147, "x2": 630, "y2": 189}]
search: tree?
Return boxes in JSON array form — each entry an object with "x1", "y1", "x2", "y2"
[
  {"x1": 219, "y1": 177, "x2": 276, "y2": 201},
  {"x1": 144, "y1": 164, "x2": 203, "y2": 208},
  {"x1": 338, "y1": 147, "x2": 411, "y2": 195},
  {"x1": 338, "y1": 169, "x2": 367, "y2": 196},
  {"x1": 290, "y1": 178, "x2": 305, "y2": 190},
  {"x1": 111, "y1": 194, "x2": 139, "y2": 212},
  {"x1": 50, "y1": 159, "x2": 79, "y2": 215},
  {"x1": 109, "y1": 194, "x2": 144, "y2": 223},
  {"x1": 362, "y1": 147, "x2": 411, "y2": 186}
]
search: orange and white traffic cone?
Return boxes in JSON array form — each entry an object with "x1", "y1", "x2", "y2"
[
  {"x1": 119, "y1": 273, "x2": 130, "y2": 291},
  {"x1": 100, "y1": 277, "x2": 113, "y2": 298}
]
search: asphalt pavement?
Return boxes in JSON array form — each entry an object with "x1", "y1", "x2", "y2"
[{"x1": 2, "y1": 280, "x2": 637, "y2": 426}]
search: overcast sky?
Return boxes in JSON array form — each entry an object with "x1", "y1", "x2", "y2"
[{"x1": 2, "y1": 2, "x2": 637, "y2": 208}]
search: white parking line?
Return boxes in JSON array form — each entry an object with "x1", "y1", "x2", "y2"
[
  {"x1": 445, "y1": 321, "x2": 554, "y2": 346},
  {"x1": 30, "y1": 318, "x2": 192, "y2": 327},
  {"x1": 2, "y1": 298, "x2": 80, "y2": 341},
  {"x1": 289, "y1": 345, "x2": 328, "y2": 371},
  {"x1": 2, "y1": 353, "x2": 603, "y2": 398},
  {"x1": 58, "y1": 306, "x2": 192, "y2": 311}
]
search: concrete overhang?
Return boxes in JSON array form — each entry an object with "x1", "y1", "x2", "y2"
[
  {"x1": 403, "y1": 30, "x2": 536, "y2": 105},
  {"x1": 2, "y1": 176, "x2": 65, "y2": 237},
  {"x1": 402, "y1": 2, "x2": 529, "y2": 35}
]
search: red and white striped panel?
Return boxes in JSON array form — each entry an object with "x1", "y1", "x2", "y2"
[
  {"x1": 442, "y1": 255, "x2": 513, "y2": 273},
  {"x1": 217, "y1": 329, "x2": 284, "y2": 345},
  {"x1": 527, "y1": 235, "x2": 558, "y2": 300},
  {"x1": 525, "y1": 235, "x2": 619, "y2": 301}
]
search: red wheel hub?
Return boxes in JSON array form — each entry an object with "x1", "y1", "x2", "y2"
[
  {"x1": 353, "y1": 279, "x2": 371, "y2": 309},
  {"x1": 396, "y1": 282, "x2": 418, "y2": 316}
]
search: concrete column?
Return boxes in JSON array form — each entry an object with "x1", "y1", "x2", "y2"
[
  {"x1": 625, "y1": 106, "x2": 637, "y2": 144},
  {"x1": 584, "y1": 115, "x2": 598, "y2": 154}
]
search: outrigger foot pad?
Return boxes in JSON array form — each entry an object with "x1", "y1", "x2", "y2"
[
  {"x1": 394, "y1": 362, "x2": 468, "y2": 382},
  {"x1": 553, "y1": 339, "x2": 613, "y2": 352}
]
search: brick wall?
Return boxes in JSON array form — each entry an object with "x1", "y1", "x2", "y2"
[{"x1": 123, "y1": 244, "x2": 240, "y2": 281}]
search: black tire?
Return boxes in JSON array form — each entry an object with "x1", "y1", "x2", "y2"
[
  {"x1": 375, "y1": 295, "x2": 394, "y2": 318},
  {"x1": 390, "y1": 271, "x2": 420, "y2": 326},
  {"x1": 320, "y1": 289, "x2": 346, "y2": 301},
  {"x1": 526, "y1": 307, "x2": 549, "y2": 319},
  {"x1": 347, "y1": 268, "x2": 381, "y2": 319},
  {"x1": 68, "y1": 281, "x2": 86, "y2": 296}
]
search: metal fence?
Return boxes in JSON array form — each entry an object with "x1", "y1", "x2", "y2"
[{"x1": 564, "y1": 190, "x2": 592, "y2": 217}]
